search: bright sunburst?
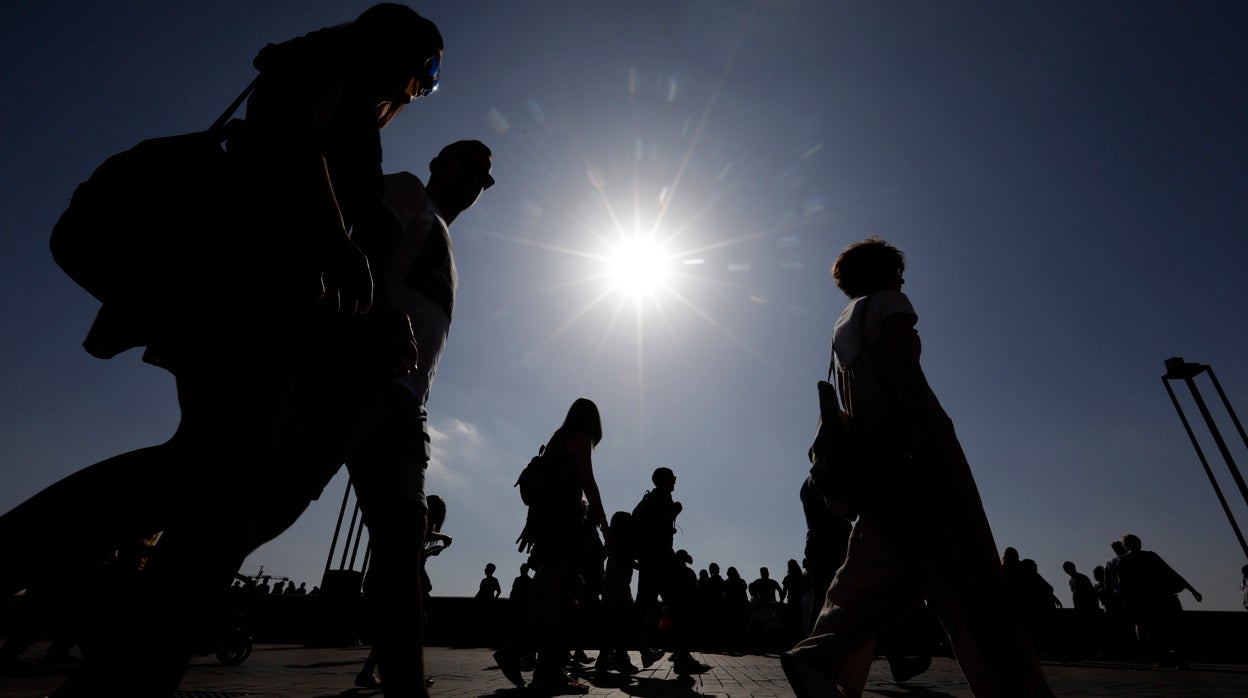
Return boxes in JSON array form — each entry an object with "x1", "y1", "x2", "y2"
[{"x1": 603, "y1": 236, "x2": 671, "y2": 300}]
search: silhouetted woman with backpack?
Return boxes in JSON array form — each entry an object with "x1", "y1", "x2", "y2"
[{"x1": 497, "y1": 398, "x2": 611, "y2": 694}]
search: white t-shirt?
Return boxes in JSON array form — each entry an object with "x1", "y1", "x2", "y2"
[
  {"x1": 832, "y1": 290, "x2": 916, "y2": 373},
  {"x1": 381, "y1": 172, "x2": 456, "y2": 408}
]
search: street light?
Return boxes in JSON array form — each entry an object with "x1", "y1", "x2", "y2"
[{"x1": 1161, "y1": 357, "x2": 1248, "y2": 559}]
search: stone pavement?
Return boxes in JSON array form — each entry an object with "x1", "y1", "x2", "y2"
[{"x1": 4, "y1": 644, "x2": 1248, "y2": 697}]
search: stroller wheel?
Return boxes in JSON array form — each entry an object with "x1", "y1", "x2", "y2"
[{"x1": 216, "y1": 629, "x2": 253, "y2": 665}]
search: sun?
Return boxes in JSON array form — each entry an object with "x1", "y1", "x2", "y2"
[{"x1": 603, "y1": 236, "x2": 672, "y2": 300}]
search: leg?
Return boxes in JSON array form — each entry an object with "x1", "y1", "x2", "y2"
[
  {"x1": 529, "y1": 559, "x2": 580, "y2": 686},
  {"x1": 349, "y1": 385, "x2": 430, "y2": 698},
  {"x1": 899, "y1": 418, "x2": 1053, "y2": 698},
  {"x1": 0, "y1": 445, "x2": 176, "y2": 598},
  {"x1": 54, "y1": 340, "x2": 300, "y2": 697},
  {"x1": 788, "y1": 513, "x2": 921, "y2": 698}
]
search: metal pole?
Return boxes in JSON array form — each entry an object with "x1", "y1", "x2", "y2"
[
  {"x1": 1183, "y1": 371, "x2": 1248, "y2": 510},
  {"x1": 324, "y1": 478, "x2": 353, "y2": 575},
  {"x1": 340, "y1": 501, "x2": 362, "y2": 569},
  {"x1": 1206, "y1": 365, "x2": 1248, "y2": 462},
  {"x1": 1164, "y1": 379, "x2": 1248, "y2": 558},
  {"x1": 348, "y1": 505, "x2": 367, "y2": 570}
]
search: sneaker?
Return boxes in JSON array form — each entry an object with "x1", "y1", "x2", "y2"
[
  {"x1": 493, "y1": 648, "x2": 525, "y2": 688},
  {"x1": 671, "y1": 653, "x2": 711, "y2": 675},
  {"x1": 640, "y1": 648, "x2": 664, "y2": 668}
]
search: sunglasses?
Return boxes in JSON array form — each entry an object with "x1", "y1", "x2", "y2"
[{"x1": 403, "y1": 54, "x2": 440, "y2": 102}]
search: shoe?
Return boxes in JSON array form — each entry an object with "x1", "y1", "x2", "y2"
[
  {"x1": 571, "y1": 649, "x2": 593, "y2": 664},
  {"x1": 595, "y1": 651, "x2": 639, "y2": 674},
  {"x1": 354, "y1": 669, "x2": 383, "y2": 688},
  {"x1": 781, "y1": 649, "x2": 841, "y2": 698},
  {"x1": 640, "y1": 648, "x2": 664, "y2": 668},
  {"x1": 886, "y1": 654, "x2": 931, "y2": 683},
  {"x1": 671, "y1": 653, "x2": 711, "y2": 675},
  {"x1": 613, "y1": 652, "x2": 640, "y2": 675},
  {"x1": 493, "y1": 648, "x2": 525, "y2": 688}
]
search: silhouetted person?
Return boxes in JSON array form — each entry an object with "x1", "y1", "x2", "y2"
[
  {"x1": 747, "y1": 567, "x2": 782, "y2": 650},
  {"x1": 1018, "y1": 559, "x2": 1061, "y2": 659},
  {"x1": 750, "y1": 567, "x2": 782, "y2": 606},
  {"x1": 631, "y1": 467, "x2": 709, "y2": 675},
  {"x1": 476, "y1": 563, "x2": 502, "y2": 602},
  {"x1": 571, "y1": 499, "x2": 606, "y2": 665},
  {"x1": 1101, "y1": 540, "x2": 1133, "y2": 659},
  {"x1": 1117, "y1": 533, "x2": 1201, "y2": 669},
  {"x1": 781, "y1": 559, "x2": 805, "y2": 647},
  {"x1": 508, "y1": 562, "x2": 533, "y2": 624},
  {"x1": 783, "y1": 238, "x2": 1052, "y2": 698},
  {"x1": 723, "y1": 566, "x2": 749, "y2": 652},
  {"x1": 496, "y1": 398, "x2": 610, "y2": 694},
  {"x1": 1104, "y1": 540, "x2": 1127, "y2": 613},
  {"x1": 595, "y1": 511, "x2": 654, "y2": 674},
  {"x1": 1, "y1": 7, "x2": 445, "y2": 696},
  {"x1": 699, "y1": 562, "x2": 727, "y2": 649},
  {"x1": 1063, "y1": 561, "x2": 1100, "y2": 659},
  {"x1": 339, "y1": 140, "x2": 491, "y2": 695}
]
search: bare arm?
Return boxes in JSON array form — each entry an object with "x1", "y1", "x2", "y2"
[
  {"x1": 570, "y1": 433, "x2": 611, "y2": 541},
  {"x1": 249, "y1": 54, "x2": 373, "y2": 313}
]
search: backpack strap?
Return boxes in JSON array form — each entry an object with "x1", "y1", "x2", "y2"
[{"x1": 209, "y1": 77, "x2": 259, "y2": 135}]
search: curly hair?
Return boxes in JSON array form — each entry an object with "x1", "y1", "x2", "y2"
[{"x1": 831, "y1": 237, "x2": 905, "y2": 299}]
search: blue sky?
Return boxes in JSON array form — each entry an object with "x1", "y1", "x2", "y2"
[{"x1": 3, "y1": 1, "x2": 1247, "y2": 612}]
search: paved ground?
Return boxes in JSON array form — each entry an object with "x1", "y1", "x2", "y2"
[{"x1": 4, "y1": 644, "x2": 1248, "y2": 697}]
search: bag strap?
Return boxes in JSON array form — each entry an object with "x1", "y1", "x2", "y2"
[{"x1": 209, "y1": 77, "x2": 259, "y2": 135}]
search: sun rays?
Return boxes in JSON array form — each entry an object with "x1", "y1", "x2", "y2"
[{"x1": 469, "y1": 43, "x2": 835, "y2": 444}]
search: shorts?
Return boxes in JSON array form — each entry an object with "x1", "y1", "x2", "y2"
[{"x1": 345, "y1": 381, "x2": 430, "y2": 516}]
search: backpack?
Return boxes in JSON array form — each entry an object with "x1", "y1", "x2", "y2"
[
  {"x1": 630, "y1": 489, "x2": 670, "y2": 552},
  {"x1": 514, "y1": 445, "x2": 548, "y2": 507},
  {"x1": 50, "y1": 81, "x2": 255, "y2": 307}
]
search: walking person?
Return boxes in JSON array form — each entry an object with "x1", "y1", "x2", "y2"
[
  {"x1": 783, "y1": 238, "x2": 1053, "y2": 698},
  {"x1": 1, "y1": 7, "x2": 444, "y2": 696},
  {"x1": 1117, "y1": 533, "x2": 1201, "y2": 668},
  {"x1": 632, "y1": 467, "x2": 711, "y2": 676},
  {"x1": 496, "y1": 398, "x2": 611, "y2": 694},
  {"x1": 335, "y1": 140, "x2": 493, "y2": 696}
]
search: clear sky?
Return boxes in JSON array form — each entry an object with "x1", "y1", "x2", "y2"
[{"x1": 3, "y1": 1, "x2": 1247, "y2": 612}]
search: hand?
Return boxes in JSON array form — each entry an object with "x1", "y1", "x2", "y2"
[
  {"x1": 515, "y1": 524, "x2": 535, "y2": 554},
  {"x1": 310, "y1": 231, "x2": 374, "y2": 314}
]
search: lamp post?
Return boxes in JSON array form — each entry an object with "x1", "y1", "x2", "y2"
[{"x1": 1162, "y1": 357, "x2": 1248, "y2": 559}]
